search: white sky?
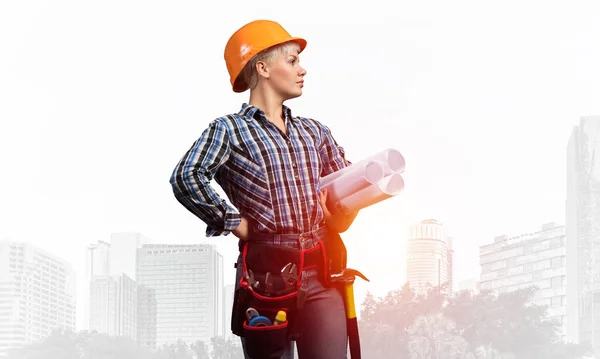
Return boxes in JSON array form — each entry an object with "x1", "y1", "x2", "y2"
[{"x1": 1, "y1": 0, "x2": 599, "y2": 330}]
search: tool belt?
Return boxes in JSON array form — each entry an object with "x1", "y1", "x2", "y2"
[{"x1": 231, "y1": 228, "x2": 348, "y2": 359}]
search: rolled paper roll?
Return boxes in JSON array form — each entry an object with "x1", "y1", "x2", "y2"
[
  {"x1": 320, "y1": 148, "x2": 405, "y2": 188},
  {"x1": 322, "y1": 160, "x2": 384, "y2": 206},
  {"x1": 335, "y1": 173, "x2": 405, "y2": 214}
]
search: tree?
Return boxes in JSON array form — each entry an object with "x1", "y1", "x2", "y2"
[
  {"x1": 190, "y1": 340, "x2": 210, "y2": 359},
  {"x1": 7, "y1": 329, "x2": 154, "y2": 359},
  {"x1": 407, "y1": 313, "x2": 469, "y2": 359},
  {"x1": 7, "y1": 329, "x2": 80, "y2": 359},
  {"x1": 444, "y1": 287, "x2": 573, "y2": 359},
  {"x1": 153, "y1": 339, "x2": 193, "y2": 359},
  {"x1": 465, "y1": 345, "x2": 512, "y2": 359},
  {"x1": 210, "y1": 336, "x2": 243, "y2": 359},
  {"x1": 359, "y1": 283, "x2": 449, "y2": 358},
  {"x1": 358, "y1": 284, "x2": 592, "y2": 359}
]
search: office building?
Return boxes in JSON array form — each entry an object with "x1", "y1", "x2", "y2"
[
  {"x1": 566, "y1": 115, "x2": 600, "y2": 349},
  {"x1": 89, "y1": 273, "x2": 137, "y2": 341},
  {"x1": 406, "y1": 219, "x2": 454, "y2": 293},
  {"x1": 82, "y1": 240, "x2": 111, "y2": 331},
  {"x1": 136, "y1": 244, "x2": 224, "y2": 348},
  {"x1": 0, "y1": 241, "x2": 76, "y2": 358},
  {"x1": 224, "y1": 284, "x2": 235, "y2": 340},
  {"x1": 479, "y1": 223, "x2": 567, "y2": 340}
]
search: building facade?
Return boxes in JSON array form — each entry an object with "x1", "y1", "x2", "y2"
[
  {"x1": 83, "y1": 240, "x2": 111, "y2": 331},
  {"x1": 566, "y1": 115, "x2": 600, "y2": 349},
  {"x1": 136, "y1": 244, "x2": 224, "y2": 348},
  {"x1": 89, "y1": 273, "x2": 137, "y2": 341},
  {"x1": 0, "y1": 241, "x2": 76, "y2": 358},
  {"x1": 479, "y1": 223, "x2": 567, "y2": 340},
  {"x1": 406, "y1": 219, "x2": 454, "y2": 293},
  {"x1": 224, "y1": 284, "x2": 235, "y2": 340}
]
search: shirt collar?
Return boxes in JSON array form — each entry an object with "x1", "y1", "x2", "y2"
[{"x1": 238, "y1": 103, "x2": 296, "y2": 124}]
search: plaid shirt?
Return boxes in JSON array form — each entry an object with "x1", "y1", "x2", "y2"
[{"x1": 170, "y1": 103, "x2": 351, "y2": 237}]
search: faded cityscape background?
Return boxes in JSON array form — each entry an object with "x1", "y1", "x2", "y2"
[{"x1": 1, "y1": 0, "x2": 600, "y2": 358}]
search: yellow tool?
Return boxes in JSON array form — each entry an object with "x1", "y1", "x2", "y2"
[
  {"x1": 331, "y1": 269, "x2": 369, "y2": 359},
  {"x1": 273, "y1": 311, "x2": 287, "y2": 326}
]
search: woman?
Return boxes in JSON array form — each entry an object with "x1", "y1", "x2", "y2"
[{"x1": 170, "y1": 19, "x2": 359, "y2": 359}]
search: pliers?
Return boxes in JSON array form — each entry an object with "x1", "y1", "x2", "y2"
[
  {"x1": 245, "y1": 269, "x2": 260, "y2": 289},
  {"x1": 281, "y1": 262, "x2": 298, "y2": 289}
]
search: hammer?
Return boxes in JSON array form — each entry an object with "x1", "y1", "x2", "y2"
[{"x1": 330, "y1": 268, "x2": 369, "y2": 359}]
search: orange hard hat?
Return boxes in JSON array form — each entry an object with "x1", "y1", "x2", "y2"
[{"x1": 224, "y1": 20, "x2": 307, "y2": 93}]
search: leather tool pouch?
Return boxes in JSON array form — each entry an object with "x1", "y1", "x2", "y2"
[
  {"x1": 321, "y1": 231, "x2": 348, "y2": 286},
  {"x1": 231, "y1": 235, "x2": 346, "y2": 359}
]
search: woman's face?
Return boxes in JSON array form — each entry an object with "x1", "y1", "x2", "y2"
[{"x1": 266, "y1": 48, "x2": 307, "y2": 100}]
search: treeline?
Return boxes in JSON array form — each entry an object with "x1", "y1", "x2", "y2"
[
  {"x1": 8, "y1": 285, "x2": 596, "y2": 359},
  {"x1": 7, "y1": 330, "x2": 243, "y2": 359},
  {"x1": 358, "y1": 283, "x2": 594, "y2": 359}
]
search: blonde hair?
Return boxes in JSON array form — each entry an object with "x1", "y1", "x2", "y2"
[{"x1": 241, "y1": 41, "x2": 301, "y2": 90}]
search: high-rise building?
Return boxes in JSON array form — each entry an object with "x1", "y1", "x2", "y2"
[
  {"x1": 224, "y1": 284, "x2": 235, "y2": 340},
  {"x1": 82, "y1": 240, "x2": 111, "y2": 331},
  {"x1": 0, "y1": 241, "x2": 76, "y2": 358},
  {"x1": 89, "y1": 273, "x2": 138, "y2": 341},
  {"x1": 479, "y1": 223, "x2": 567, "y2": 340},
  {"x1": 85, "y1": 233, "x2": 152, "y2": 342},
  {"x1": 406, "y1": 219, "x2": 454, "y2": 294},
  {"x1": 137, "y1": 284, "x2": 157, "y2": 348},
  {"x1": 136, "y1": 244, "x2": 224, "y2": 348},
  {"x1": 566, "y1": 115, "x2": 600, "y2": 349},
  {"x1": 86, "y1": 241, "x2": 111, "y2": 280}
]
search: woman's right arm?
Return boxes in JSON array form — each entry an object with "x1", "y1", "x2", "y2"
[{"x1": 169, "y1": 119, "x2": 245, "y2": 238}]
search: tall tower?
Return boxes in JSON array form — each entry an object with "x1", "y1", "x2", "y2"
[
  {"x1": 566, "y1": 115, "x2": 600, "y2": 348},
  {"x1": 83, "y1": 241, "x2": 110, "y2": 331},
  {"x1": 406, "y1": 219, "x2": 453, "y2": 294},
  {"x1": 224, "y1": 284, "x2": 235, "y2": 340},
  {"x1": 86, "y1": 241, "x2": 111, "y2": 280},
  {"x1": 0, "y1": 241, "x2": 76, "y2": 358},
  {"x1": 89, "y1": 273, "x2": 138, "y2": 341},
  {"x1": 136, "y1": 244, "x2": 224, "y2": 348}
]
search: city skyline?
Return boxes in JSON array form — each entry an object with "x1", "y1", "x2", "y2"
[
  {"x1": 0, "y1": 195, "x2": 595, "y2": 355},
  {"x1": 1, "y1": 0, "x2": 599, "y2": 356}
]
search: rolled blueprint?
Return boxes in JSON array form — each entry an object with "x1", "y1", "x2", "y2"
[
  {"x1": 321, "y1": 160, "x2": 384, "y2": 205},
  {"x1": 320, "y1": 148, "x2": 405, "y2": 188},
  {"x1": 335, "y1": 173, "x2": 405, "y2": 214}
]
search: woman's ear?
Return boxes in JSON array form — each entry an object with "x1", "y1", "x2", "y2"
[{"x1": 255, "y1": 61, "x2": 270, "y2": 80}]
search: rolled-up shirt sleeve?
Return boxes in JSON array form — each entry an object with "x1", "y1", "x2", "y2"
[
  {"x1": 318, "y1": 123, "x2": 352, "y2": 177},
  {"x1": 170, "y1": 120, "x2": 242, "y2": 237}
]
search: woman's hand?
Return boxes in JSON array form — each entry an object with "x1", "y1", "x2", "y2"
[
  {"x1": 319, "y1": 189, "x2": 359, "y2": 233},
  {"x1": 232, "y1": 217, "x2": 250, "y2": 241}
]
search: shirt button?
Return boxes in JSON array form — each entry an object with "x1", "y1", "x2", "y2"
[
  {"x1": 295, "y1": 174, "x2": 299, "y2": 179},
  {"x1": 292, "y1": 163, "x2": 297, "y2": 168}
]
